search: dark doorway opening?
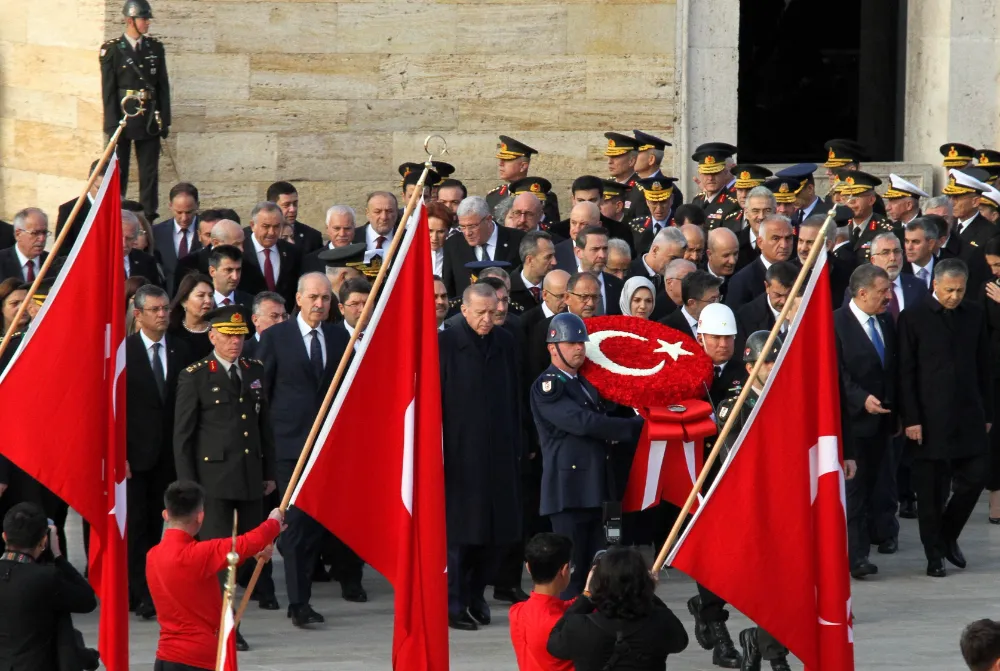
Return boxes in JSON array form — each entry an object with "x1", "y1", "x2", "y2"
[{"x1": 737, "y1": 0, "x2": 906, "y2": 164}]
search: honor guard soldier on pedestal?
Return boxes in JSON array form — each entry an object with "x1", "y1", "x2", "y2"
[{"x1": 101, "y1": 0, "x2": 171, "y2": 222}]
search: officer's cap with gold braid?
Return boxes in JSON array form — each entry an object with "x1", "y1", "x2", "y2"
[
  {"x1": 206, "y1": 305, "x2": 250, "y2": 336},
  {"x1": 632, "y1": 130, "x2": 671, "y2": 152},
  {"x1": 832, "y1": 169, "x2": 881, "y2": 196},
  {"x1": 823, "y1": 139, "x2": 867, "y2": 168},
  {"x1": 636, "y1": 176, "x2": 677, "y2": 202},
  {"x1": 603, "y1": 132, "x2": 640, "y2": 157},
  {"x1": 977, "y1": 149, "x2": 1000, "y2": 175},
  {"x1": 883, "y1": 173, "x2": 930, "y2": 200},
  {"x1": 942, "y1": 168, "x2": 991, "y2": 196},
  {"x1": 764, "y1": 177, "x2": 799, "y2": 204},
  {"x1": 691, "y1": 142, "x2": 737, "y2": 175},
  {"x1": 939, "y1": 143, "x2": 975, "y2": 168},
  {"x1": 19, "y1": 277, "x2": 55, "y2": 306},
  {"x1": 601, "y1": 179, "x2": 628, "y2": 200},
  {"x1": 981, "y1": 185, "x2": 1000, "y2": 210},
  {"x1": 496, "y1": 135, "x2": 537, "y2": 161},
  {"x1": 774, "y1": 163, "x2": 817, "y2": 192},
  {"x1": 508, "y1": 176, "x2": 552, "y2": 201},
  {"x1": 730, "y1": 164, "x2": 773, "y2": 189}
]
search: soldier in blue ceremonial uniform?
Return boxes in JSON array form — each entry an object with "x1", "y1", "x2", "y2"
[{"x1": 529, "y1": 313, "x2": 644, "y2": 598}]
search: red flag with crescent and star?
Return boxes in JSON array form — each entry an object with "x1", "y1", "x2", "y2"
[
  {"x1": 667, "y1": 246, "x2": 854, "y2": 671},
  {"x1": 0, "y1": 156, "x2": 129, "y2": 670}
]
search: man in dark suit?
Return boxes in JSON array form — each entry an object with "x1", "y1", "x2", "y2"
[
  {"x1": 245, "y1": 291, "x2": 288, "y2": 359},
  {"x1": 705, "y1": 227, "x2": 739, "y2": 303},
  {"x1": 0, "y1": 220, "x2": 12, "y2": 251},
  {"x1": 834, "y1": 265, "x2": 897, "y2": 578},
  {"x1": 208, "y1": 245, "x2": 254, "y2": 312},
  {"x1": 442, "y1": 196, "x2": 525, "y2": 298},
  {"x1": 267, "y1": 181, "x2": 324, "y2": 254},
  {"x1": 122, "y1": 210, "x2": 160, "y2": 286},
  {"x1": 866, "y1": 232, "x2": 927, "y2": 322},
  {"x1": 572, "y1": 225, "x2": 623, "y2": 315},
  {"x1": 545, "y1": 176, "x2": 635, "y2": 256},
  {"x1": 508, "y1": 231, "x2": 557, "y2": 315},
  {"x1": 173, "y1": 305, "x2": 279, "y2": 634},
  {"x1": 733, "y1": 186, "x2": 775, "y2": 273},
  {"x1": 946, "y1": 167, "x2": 998, "y2": 249},
  {"x1": 552, "y1": 201, "x2": 601, "y2": 273},
  {"x1": 174, "y1": 218, "x2": 265, "y2": 297},
  {"x1": 353, "y1": 191, "x2": 400, "y2": 255},
  {"x1": 258, "y1": 272, "x2": 356, "y2": 626},
  {"x1": 244, "y1": 202, "x2": 302, "y2": 308},
  {"x1": 659, "y1": 270, "x2": 723, "y2": 341},
  {"x1": 125, "y1": 285, "x2": 192, "y2": 618},
  {"x1": 897, "y1": 258, "x2": 992, "y2": 577},
  {"x1": 725, "y1": 214, "x2": 795, "y2": 311},
  {"x1": 0, "y1": 503, "x2": 97, "y2": 671},
  {"x1": 54, "y1": 159, "x2": 104, "y2": 256},
  {"x1": 736, "y1": 261, "x2": 796, "y2": 339},
  {"x1": 303, "y1": 205, "x2": 357, "y2": 274},
  {"x1": 796, "y1": 214, "x2": 851, "y2": 309},
  {"x1": 626, "y1": 226, "x2": 685, "y2": 297},
  {"x1": 922, "y1": 206, "x2": 993, "y2": 295},
  {"x1": 152, "y1": 182, "x2": 201, "y2": 295},
  {"x1": 0, "y1": 208, "x2": 51, "y2": 284}
]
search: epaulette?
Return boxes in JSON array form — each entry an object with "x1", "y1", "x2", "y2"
[
  {"x1": 448, "y1": 296, "x2": 462, "y2": 309},
  {"x1": 629, "y1": 216, "x2": 651, "y2": 235},
  {"x1": 186, "y1": 359, "x2": 207, "y2": 373},
  {"x1": 694, "y1": 191, "x2": 707, "y2": 200},
  {"x1": 0, "y1": 331, "x2": 23, "y2": 343},
  {"x1": 99, "y1": 38, "x2": 117, "y2": 58},
  {"x1": 510, "y1": 300, "x2": 525, "y2": 313},
  {"x1": 145, "y1": 35, "x2": 161, "y2": 43},
  {"x1": 486, "y1": 184, "x2": 504, "y2": 195}
]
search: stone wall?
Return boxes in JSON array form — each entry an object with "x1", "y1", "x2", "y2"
[{"x1": 0, "y1": 0, "x2": 682, "y2": 229}]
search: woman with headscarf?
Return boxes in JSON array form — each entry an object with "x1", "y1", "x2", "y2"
[{"x1": 618, "y1": 276, "x2": 656, "y2": 319}]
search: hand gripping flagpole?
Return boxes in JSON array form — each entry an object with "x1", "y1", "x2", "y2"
[
  {"x1": 216, "y1": 511, "x2": 239, "y2": 671},
  {"x1": 650, "y1": 208, "x2": 838, "y2": 573},
  {"x1": 0, "y1": 94, "x2": 140, "y2": 365},
  {"x1": 234, "y1": 135, "x2": 449, "y2": 626}
]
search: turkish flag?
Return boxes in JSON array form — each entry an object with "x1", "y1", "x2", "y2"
[
  {"x1": 291, "y1": 199, "x2": 449, "y2": 671},
  {"x1": 218, "y1": 594, "x2": 238, "y2": 671},
  {"x1": 0, "y1": 156, "x2": 129, "y2": 670},
  {"x1": 667, "y1": 247, "x2": 854, "y2": 671}
]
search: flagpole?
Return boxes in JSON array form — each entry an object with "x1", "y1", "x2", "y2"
[
  {"x1": 234, "y1": 135, "x2": 448, "y2": 626},
  {"x1": 216, "y1": 511, "x2": 239, "y2": 671},
  {"x1": 0, "y1": 94, "x2": 140, "y2": 365},
  {"x1": 650, "y1": 208, "x2": 838, "y2": 573}
]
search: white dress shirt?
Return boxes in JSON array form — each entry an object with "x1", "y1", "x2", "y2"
[
  {"x1": 252, "y1": 233, "x2": 281, "y2": 280},
  {"x1": 957, "y1": 215, "x2": 977, "y2": 236},
  {"x1": 891, "y1": 276, "x2": 906, "y2": 311},
  {"x1": 139, "y1": 330, "x2": 168, "y2": 380},
  {"x1": 474, "y1": 223, "x2": 499, "y2": 262},
  {"x1": 124, "y1": 33, "x2": 141, "y2": 50},
  {"x1": 213, "y1": 290, "x2": 235, "y2": 306},
  {"x1": 680, "y1": 306, "x2": 699, "y2": 337},
  {"x1": 174, "y1": 221, "x2": 194, "y2": 257},
  {"x1": 366, "y1": 225, "x2": 392, "y2": 254},
  {"x1": 578, "y1": 265, "x2": 608, "y2": 312},
  {"x1": 520, "y1": 270, "x2": 541, "y2": 295},
  {"x1": 800, "y1": 197, "x2": 823, "y2": 220},
  {"x1": 13, "y1": 246, "x2": 40, "y2": 281},
  {"x1": 297, "y1": 313, "x2": 327, "y2": 367},
  {"x1": 912, "y1": 257, "x2": 934, "y2": 288},
  {"x1": 542, "y1": 302, "x2": 556, "y2": 318},
  {"x1": 767, "y1": 297, "x2": 786, "y2": 334},
  {"x1": 432, "y1": 248, "x2": 444, "y2": 276},
  {"x1": 849, "y1": 298, "x2": 884, "y2": 343},
  {"x1": 343, "y1": 319, "x2": 362, "y2": 352}
]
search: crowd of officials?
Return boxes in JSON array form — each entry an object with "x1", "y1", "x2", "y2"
[{"x1": 2, "y1": 129, "x2": 1000, "y2": 671}]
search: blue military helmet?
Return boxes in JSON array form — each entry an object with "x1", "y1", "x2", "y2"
[{"x1": 546, "y1": 313, "x2": 589, "y2": 344}]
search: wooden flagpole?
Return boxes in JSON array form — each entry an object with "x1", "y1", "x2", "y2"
[
  {"x1": 650, "y1": 208, "x2": 838, "y2": 573},
  {"x1": 0, "y1": 95, "x2": 141, "y2": 364},
  {"x1": 234, "y1": 136, "x2": 448, "y2": 625}
]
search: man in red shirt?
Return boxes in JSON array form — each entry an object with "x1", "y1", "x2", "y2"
[
  {"x1": 147, "y1": 480, "x2": 284, "y2": 671},
  {"x1": 509, "y1": 533, "x2": 575, "y2": 671}
]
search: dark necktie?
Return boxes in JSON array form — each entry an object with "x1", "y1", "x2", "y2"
[
  {"x1": 151, "y1": 343, "x2": 166, "y2": 399},
  {"x1": 309, "y1": 329, "x2": 324, "y2": 376},
  {"x1": 479, "y1": 244, "x2": 491, "y2": 261},
  {"x1": 263, "y1": 247, "x2": 276, "y2": 291},
  {"x1": 850, "y1": 225, "x2": 862, "y2": 246},
  {"x1": 222, "y1": 297, "x2": 232, "y2": 306},
  {"x1": 178, "y1": 230, "x2": 189, "y2": 258},
  {"x1": 376, "y1": 236, "x2": 386, "y2": 250},
  {"x1": 576, "y1": 375, "x2": 598, "y2": 406},
  {"x1": 714, "y1": 365, "x2": 722, "y2": 379},
  {"x1": 229, "y1": 365, "x2": 241, "y2": 395},
  {"x1": 24, "y1": 261, "x2": 34, "y2": 282},
  {"x1": 887, "y1": 287, "x2": 900, "y2": 323},
  {"x1": 529, "y1": 286, "x2": 541, "y2": 303}
]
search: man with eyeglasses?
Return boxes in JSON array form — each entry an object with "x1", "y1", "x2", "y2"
[
  {"x1": 735, "y1": 186, "x2": 774, "y2": 273},
  {"x1": 123, "y1": 209, "x2": 161, "y2": 286},
  {"x1": 863, "y1": 233, "x2": 926, "y2": 323},
  {"x1": 659, "y1": 269, "x2": 722, "y2": 340},
  {"x1": 125, "y1": 284, "x2": 193, "y2": 619},
  {"x1": 442, "y1": 196, "x2": 525, "y2": 297},
  {"x1": 0, "y1": 208, "x2": 51, "y2": 284}
]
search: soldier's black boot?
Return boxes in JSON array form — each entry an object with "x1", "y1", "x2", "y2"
[
  {"x1": 769, "y1": 656, "x2": 792, "y2": 671},
  {"x1": 739, "y1": 627, "x2": 761, "y2": 671},
  {"x1": 710, "y1": 621, "x2": 741, "y2": 668},
  {"x1": 687, "y1": 595, "x2": 715, "y2": 649}
]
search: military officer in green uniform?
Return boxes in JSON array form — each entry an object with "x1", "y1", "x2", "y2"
[
  {"x1": 728, "y1": 164, "x2": 773, "y2": 233},
  {"x1": 691, "y1": 143, "x2": 742, "y2": 230},
  {"x1": 834, "y1": 170, "x2": 899, "y2": 265},
  {"x1": 623, "y1": 130, "x2": 684, "y2": 225},
  {"x1": 821, "y1": 139, "x2": 885, "y2": 217},
  {"x1": 627, "y1": 176, "x2": 678, "y2": 255},
  {"x1": 173, "y1": 305, "x2": 278, "y2": 644},
  {"x1": 100, "y1": 0, "x2": 171, "y2": 221},
  {"x1": 486, "y1": 136, "x2": 560, "y2": 225},
  {"x1": 715, "y1": 331, "x2": 792, "y2": 671}
]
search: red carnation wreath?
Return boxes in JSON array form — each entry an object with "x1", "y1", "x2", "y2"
[{"x1": 580, "y1": 315, "x2": 714, "y2": 408}]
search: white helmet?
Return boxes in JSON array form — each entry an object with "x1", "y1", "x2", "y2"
[{"x1": 698, "y1": 303, "x2": 737, "y2": 336}]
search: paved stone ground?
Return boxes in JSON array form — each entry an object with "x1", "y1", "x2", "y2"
[{"x1": 68, "y1": 498, "x2": 1000, "y2": 670}]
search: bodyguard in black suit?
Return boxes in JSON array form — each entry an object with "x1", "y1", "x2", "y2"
[
  {"x1": 125, "y1": 285, "x2": 192, "y2": 616},
  {"x1": 258, "y1": 272, "x2": 355, "y2": 625},
  {"x1": 735, "y1": 261, "x2": 796, "y2": 340},
  {"x1": 897, "y1": 259, "x2": 992, "y2": 576},
  {"x1": 928, "y1": 213, "x2": 993, "y2": 295},
  {"x1": 442, "y1": 197, "x2": 525, "y2": 297},
  {"x1": 0, "y1": 221, "x2": 12, "y2": 251},
  {"x1": 0, "y1": 503, "x2": 97, "y2": 671},
  {"x1": 244, "y1": 202, "x2": 303, "y2": 308},
  {"x1": 834, "y1": 265, "x2": 897, "y2": 576}
]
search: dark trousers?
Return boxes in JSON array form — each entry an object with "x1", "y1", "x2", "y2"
[
  {"x1": 200, "y1": 497, "x2": 274, "y2": 599},
  {"x1": 872, "y1": 435, "x2": 905, "y2": 537},
  {"x1": 912, "y1": 454, "x2": 988, "y2": 560},
  {"x1": 117, "y1": 135, "x2": 160, "y2": 220},
  {"x1": 757, "y1": 628, "x2": 788, "y2": 660},
  {"x1": 154, "y1": 660, "x2": 211, "y2": 671},
  {"x1": 446, "y1": 543, "x2": 501, "y2": 616},
  {"x1": 127, "y1": 465, "x2": 171, "y2": 606},
  {"x1": 494, "y1": 463, "x2": 549, "y2": 590},
  {"x1": 548, "y1": 508, "x2": 605, "y2": 599},
  {"x1": 897, "y1": 443, "x2": 916, "y2": 505},
  {"x1": 697, "y1": 583, "x2": 729, "y2": 623},
  {"x1": 276, "y1": 459, "x2": 328, "y2": 606},
  {"x1": 846, "y1": 434, "x2": 891, "y2": 565},
  {"x1": 989, "y1": 380, "x2": 1000, "y2": 491}
]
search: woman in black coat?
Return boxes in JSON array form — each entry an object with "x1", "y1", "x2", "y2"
[
  {"x1": 548, "y1": 546, "x2": 688, "y2": 670},
  {"x1": 981, "y1": 237, "x2": 1000, "y2": 522}
]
